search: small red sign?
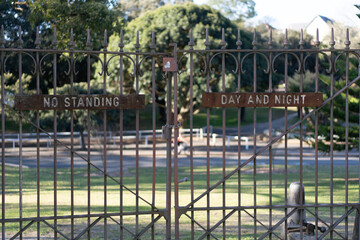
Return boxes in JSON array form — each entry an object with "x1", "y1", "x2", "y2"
[{"x1": 163, "y1": 58, "x2": 177, "y2": 72}]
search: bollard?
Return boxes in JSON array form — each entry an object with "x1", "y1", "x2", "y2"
[
  {"x1": 281, "y1": 182, "x2": 327, "y2": 239},
  {"x1": 287, "y1": 182, "x2": 306, "y2": 226}
]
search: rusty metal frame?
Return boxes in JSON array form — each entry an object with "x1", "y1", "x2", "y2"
[{"x1": 1, "y1": 24, "x2": 360, "y2": 239}]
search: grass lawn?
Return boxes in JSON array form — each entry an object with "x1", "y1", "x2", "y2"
[
  {"x1": 184, "y1": 107, "x2": 297, "y2": 128},
  {"x1": 1, "y1": 162, "x2": 359, "y2": 239}
]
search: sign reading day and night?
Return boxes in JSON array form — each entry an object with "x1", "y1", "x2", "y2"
[
  {"x1": 14, "y1": 94, "x2": 145, "y2": 110},
  {"x1": 202, "y1": 92, "x2": 323, "y2": 108}
]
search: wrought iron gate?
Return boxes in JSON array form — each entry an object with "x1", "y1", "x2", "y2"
[{"x1": 1, "y1": 25, "x2": 360, "y2": 239}]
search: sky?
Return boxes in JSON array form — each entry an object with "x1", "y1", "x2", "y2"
[{"x1": 194, "y1": 0, "x2": 360, "y2": 30}]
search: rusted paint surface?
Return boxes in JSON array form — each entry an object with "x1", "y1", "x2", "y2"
[
  {"x1": 202, "y1": 92, "x2": 323, "y2": 108},
  {"x1": 14, "y1": 94, "x2": 145, "y2": 110}
]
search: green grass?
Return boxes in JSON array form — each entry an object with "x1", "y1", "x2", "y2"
[
  {"x1": 184, "y1": 107, "x2": 296, "y2": 128},
  {"x1": 1, "y1": 163, "x2": 359, "y2": 239}
]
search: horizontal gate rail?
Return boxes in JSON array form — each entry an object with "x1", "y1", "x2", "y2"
[{"x1": 0, "y1": 211, "x2": 159, "y2": 223}]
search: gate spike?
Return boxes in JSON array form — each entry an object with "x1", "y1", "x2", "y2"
[
  {"x1": 135, "y1": 30, "x2": 140, "y2": 51},
  {"x1": 52, "y1": 27, "x2": 58, "y2": 49},
  {"x1": 188, "y1": 28, "x2": 195, "y2": 50},
  {"x1": 329, "y1": 28, "x2": 335, "y2": 49},
  {"x1": 68, "y1": 28, "x2": 75, "y2": 50},
  {"x1": 299, "y1": 29, "x2": 304, "y2": 49},
  {"x1": 284, "y1": 29, "x2": 289, "y2": 49},
  {"x1": 268, "y1": 28, "x2": 273, "y2": 49},
  {"x1": 236, "y1": 29, "x2": 242, "y2": 49},
  {"x1": 204, "y1": 28, "x2": 210, "y2": 50},
  {"x1": 17, "y1": 26, "x2": 23, "y2": 48},
  {"x1": 150, "y1": 31, "x2": 156, "y2": 53},
  {"x1": 252, "y1": 28, "x2": 257, "y2": 49},
  {"x1": 103, "y1": 29, "x2": 108, "y2": 50},
  {"x1": 86, "y1": 29, "x2": 91, "y2": 50},
  {"x1": 35, "y1": 26, "x2": 41, "y2": 49},
  {"x1": 0, "y1": 25, "x2": 4, "y2": 48},
  {"x1": 314, "y1": 28, "x2": 320, "y2": 48},
  {"x1": 220, "y1": 28, "x2": 226, "y2": 49},
  {"x1": 119, "y1": 29, "x2": 124, "y2": 52},
  {"x1": 345, "y1": 28, "x2": 351, "y2": 49}
]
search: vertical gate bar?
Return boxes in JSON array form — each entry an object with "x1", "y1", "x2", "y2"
[
  {"x1": 236, "y1": 28, "x2": 242, "y2": 240},
  {"x1": 252, "y1": 29, "x2": 257, "y2": 239},
  {"x1": 150, "y1": 31, "x2": 156, "y2": 240},
  {"x1": 119, "y1": 29, "x2": 124, "y2": 240},
  {"x1": 103, "y1": 30, "x2": 108, "y2": 240},
  {"x1": 299, "y1": 29, "x2": 305, "y2": 240},
  {"x1": 1, "y1": 24, "x2": 5, "y2": 240},
  {"x1": 173, "y1": 42, "x2": 180, "y2": 240},
  {"x1": 330, "y1": 29, "x2": 335, "y2": 239},
  {"x1": 52, "y1": 28, "x2": 58, "y2": 240},
  {"x1": 69, "y1": 29, "x2": 75, "y2": 239},
  {"x1": 35, "y1": 27, "x2": 41, "y2": 240},
  {"x1": 17, "y1": 26, "x2": 23, "y2": 240},
  {"x1": 329, "y1": 28, "x2": 335, "y2": 240},
  {"x1": 283, "y1": 31, "x2": 289, "y2": 240},
  {"x1": 86, "y1": 29, "x2": 91, "y2": 240},
  {"x1": 188, "y1": 29, "x2": 195, "y2": 240},
  {"x1": 135, "y1": 31, "x2": 140, "y2": 236},
  {"x1": 345, "y1": 29, "x2": 350, "y2": 239},
  {"x1": 220, "y1": 28, "x2": 226, "y2": 240},
  {"x1": 165, "y1": 60, "x2": 173, "y2": 240},
  {"x1": 204, "y1": 28, "x2": 211, "y2": 239},
  {"x1": 314, "y1": 29, "x2": 320, "y2": 239},
  {"x1": 268, "y1": 29, "x2": 273, "y2": 240}
]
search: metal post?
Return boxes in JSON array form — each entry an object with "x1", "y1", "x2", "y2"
[
  {"x1": 165, "y1": 70, "x2": 173, "y2": 240},
  {"x1": 353, "y1": 209, "x2": 360, "y2": 240}
]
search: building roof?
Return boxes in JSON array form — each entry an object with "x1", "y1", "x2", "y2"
[{"x1": 318, "y1": 15, "x2": 335, "y2": 25}]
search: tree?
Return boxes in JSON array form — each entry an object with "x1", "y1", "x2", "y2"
[
  {"x1": 95, "y1": 3, "x2": 271, "y2": 124},
  {"x1": 28, "y1": 0, "x2": 122, "y2": 50},
  {"x1": 206, "y1": 0, "x2": 256, "y2": 22},
  {"x1": 303, "y1": 10, "x2": 360, "y2": 152},
  {"x1": 119, "y1": 0, "x2": 165, "y2": 21}
]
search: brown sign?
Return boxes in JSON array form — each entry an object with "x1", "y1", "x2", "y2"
[
  {"x1": 14, "y1": 94, "x2": 145, "y2": 110},
  {"x1": 202, "y1": 92, "x2": 323, "y2": 108}
]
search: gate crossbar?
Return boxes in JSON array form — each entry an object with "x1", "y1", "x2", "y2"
[{"x1": 181, "y1": 74, "x2": 360, "y2": 212}]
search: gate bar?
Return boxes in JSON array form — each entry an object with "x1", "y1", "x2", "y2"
[
  {"x1": 1, "y1": 24, "x2": 6, "y2": 240},
  {"x1": 165, "y1": 54, "x2": 173, "y2": 239}
]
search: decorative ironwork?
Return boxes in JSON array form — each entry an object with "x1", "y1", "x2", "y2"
[{"x1": 1, "y1": 25, "x2": 360, "y2": 239}]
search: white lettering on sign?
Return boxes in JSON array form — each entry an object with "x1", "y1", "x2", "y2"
[
  {"x1": 164, "y1": 61, "x2": 170, "y2": 69},
  {"x1": 219, "y1": 94, "x2": 308, "y2": 106},
  {"x1": 42, "y1": 96, "x2": 125, "y2": 109}
]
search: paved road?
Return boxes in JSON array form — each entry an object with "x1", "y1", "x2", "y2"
[
  {"x1": 4, "y1": 143, "x2": 359, "y2": 171},
  {"x1": 3, "y1": 112, "x2": 358, "y2": 170}
]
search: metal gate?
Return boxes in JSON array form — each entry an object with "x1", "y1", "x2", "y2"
[{"x1": 1, "y1": 25, "x2": 360, "y2": 239}]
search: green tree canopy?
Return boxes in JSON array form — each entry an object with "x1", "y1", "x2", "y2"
[
  {"x1": 206, "y1": 0, "x2": 256, "y2": 21},
  {"x1": 28, "y1": 0, "x2": 122, "y2": 50},
  {"x1": 95, "y1": 3, "x2": 269, "y2": 123}
]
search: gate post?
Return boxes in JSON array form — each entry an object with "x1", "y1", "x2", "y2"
[
  {"x1": 352, "y1": 208, "x2": 360, "y2": 240},
  {"x1": 165, "y1": 70, "x2": 173, "y2": 239}
]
